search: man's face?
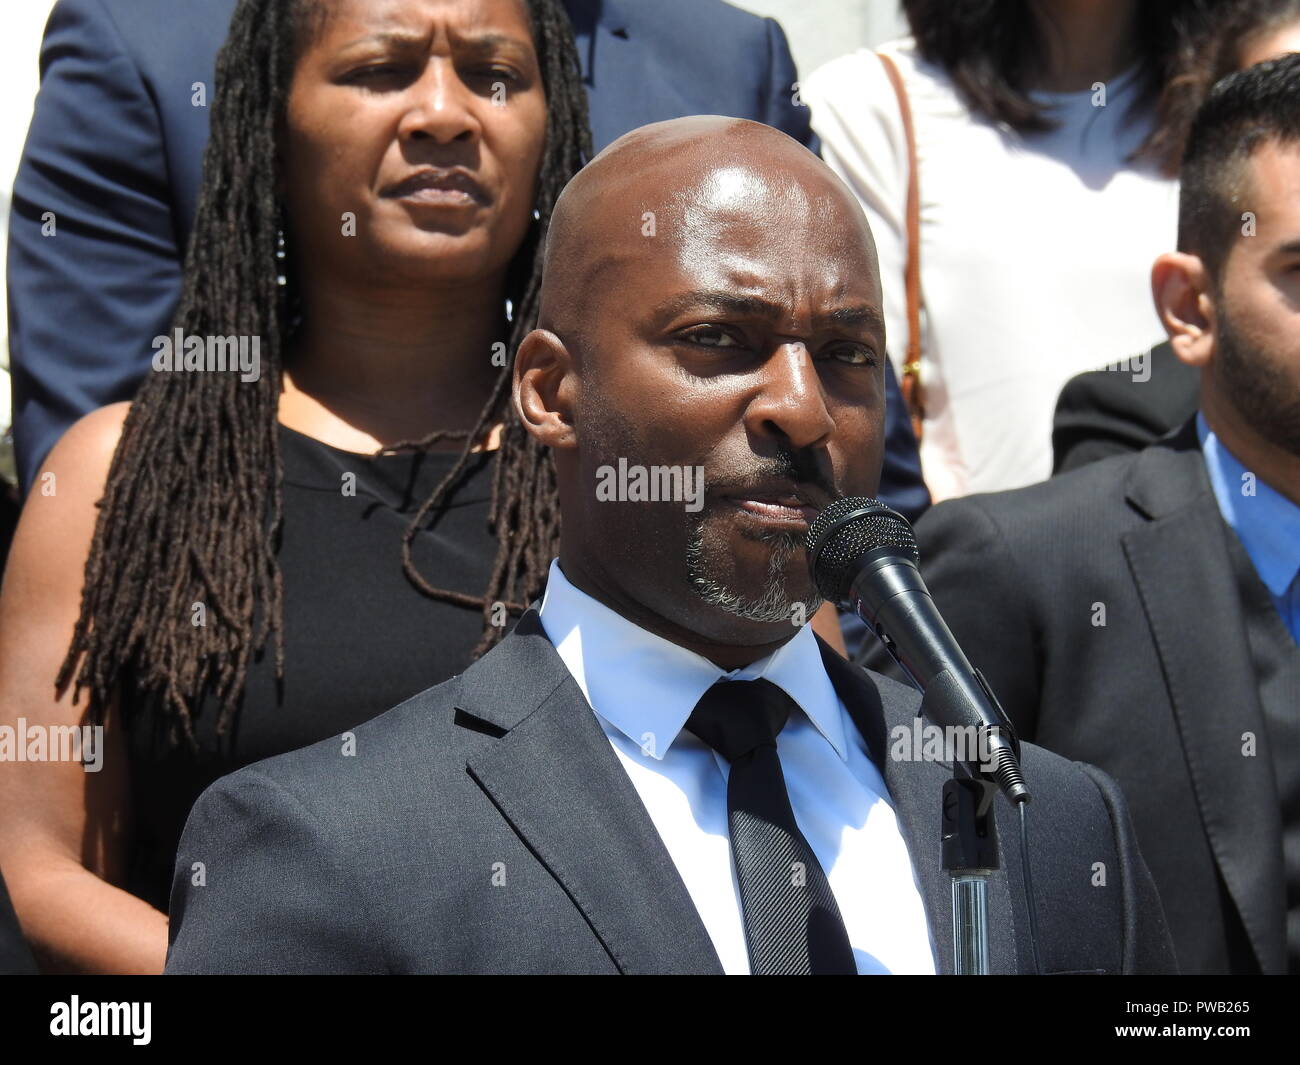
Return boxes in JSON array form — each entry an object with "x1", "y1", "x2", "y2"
[
  {"x1": 1212, "y1": 141, "x2": 1300, "y2": 458},
  {"x1": 562, "y1": 163, "x2": 886, "y2": 646}
]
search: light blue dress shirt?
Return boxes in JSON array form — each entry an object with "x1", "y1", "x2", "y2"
[{"x1": 1198, "y1": 413, "x2": 1300, "y2": 643}]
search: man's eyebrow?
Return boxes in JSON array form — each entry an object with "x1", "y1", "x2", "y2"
[
  {"x1": 652, "y1": 291, "x2": 782, "y2": 320},
  {"x1": 1271, "y1": 237, "x2": 1300, "y2": 256},
  {"x1": 653, "y1": 290, "x2": 884, "y2": 332},
  {"x1": 824, "y1": 305, "x2": 886, "y2": 332}
]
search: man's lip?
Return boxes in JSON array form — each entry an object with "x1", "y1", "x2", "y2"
[
  {"x1": 717, "y1": 483, "x2": 831, "y2": 530},
  {"x1": 381, "y1": 168, "x2": 489, "y2": 204},
  {"x1": 717, "y1": 482, "x2": 833, "y2": 514},
  {"x1": 726, "y1": 498, "x2": 821, "y2": 527}
]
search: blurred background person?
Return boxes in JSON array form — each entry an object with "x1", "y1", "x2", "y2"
[
  {"x1": 0, "y1": 0, "x2": 57, "y2": 569},
  {"x1": 885, "y1": 55, "x2": 1300, "y2": 973},
  {"x1": 803, "y1": 0, "x2": 1205, "y2": 501},
  {"x1": 0, "y1": 0, "x2": 588, "y2": 975},
  {"x1": 1054, "y1": 0, "x2": 1300, "y2": 472}
]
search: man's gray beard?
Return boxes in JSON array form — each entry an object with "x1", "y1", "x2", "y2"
[{"x1": 684, "y1": 521, "x2": 823, "y2": 625}]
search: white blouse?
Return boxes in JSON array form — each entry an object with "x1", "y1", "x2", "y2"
[{"x1": 802, "y1": 37, "x2": 1179, "y2": 500}]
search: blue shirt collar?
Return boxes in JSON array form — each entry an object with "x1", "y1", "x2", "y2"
[{"x1": 1198, "y1": 412, "x2": 1300, "y2": 598}]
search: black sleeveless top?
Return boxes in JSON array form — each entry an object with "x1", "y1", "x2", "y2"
[{"x1": 125, "y1": 424, "x2": 499, "y2": 909}]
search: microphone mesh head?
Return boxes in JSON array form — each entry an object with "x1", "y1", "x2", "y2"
[{"x1": 805, "y1": 496, "x2": 918, "y2": 603}]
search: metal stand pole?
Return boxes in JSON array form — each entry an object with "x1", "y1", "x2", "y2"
[{"x1": 942, "y1": 774, "x2": 998, "y2": 975}]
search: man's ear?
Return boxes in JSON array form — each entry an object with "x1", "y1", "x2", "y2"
[
  {"x1": 1151, "y1": 251, "x2": 1216, "y2": 368},
  {"x1": 513, "y1": 328, "x2": 577, "y2": 450}
]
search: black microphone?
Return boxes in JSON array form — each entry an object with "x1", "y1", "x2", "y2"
[{"x1": 806, "y1": 496, "x2": 1029, "y2": 804}]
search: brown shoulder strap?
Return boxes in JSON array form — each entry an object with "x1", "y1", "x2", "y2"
[{"x1": 876, "y1": 50, "x2": 925, "y2": 442}]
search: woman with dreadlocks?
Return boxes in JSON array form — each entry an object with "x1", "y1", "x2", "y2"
[{"x1": 0, "y1": 0, "x2": 589, "y2": 973}]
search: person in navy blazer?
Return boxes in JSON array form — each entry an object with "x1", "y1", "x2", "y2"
[{"x1": 6, "y1": 0, "x2": 927, "y2": 521}]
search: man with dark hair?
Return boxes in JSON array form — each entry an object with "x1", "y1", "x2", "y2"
[
  {"x1": 163, "y1": 116, "x2": 1172, "y2": 975},
  {"x1": 5, "y1": 0, "x2": 927, "y2": 522},
  {"x1": 891, "y1": 54, "x2": 1300, "y2": 974}
]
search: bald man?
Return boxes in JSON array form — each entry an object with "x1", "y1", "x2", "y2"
[{"x1": 165, "y1": 118, "x2": 1174, "y2": 975}]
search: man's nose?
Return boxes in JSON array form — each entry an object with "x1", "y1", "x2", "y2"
[
  {"x1": 745, "y1": 341, "x2": 836, "y2": 450},
  {"x1": 398, "y1": 58, "x2": 482, "y2": 145}
]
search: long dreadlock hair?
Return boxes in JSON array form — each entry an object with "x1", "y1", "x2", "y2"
[{"x1": 58, "y1": 0, "x2": 591, "y2": 746}]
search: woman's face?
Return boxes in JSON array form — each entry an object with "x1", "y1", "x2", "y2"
[{"x1": 281, "y1": 0, "x2": 548, "y2": 291}]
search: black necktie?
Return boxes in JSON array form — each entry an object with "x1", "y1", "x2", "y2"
[{"x1": 685, "y1": 678, "x2": 857, "y2": 975}]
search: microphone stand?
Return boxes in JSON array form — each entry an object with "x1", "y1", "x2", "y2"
[
  {"x1": 941, "y1": 769, "x2": 998, "y2": 975},
  {"x1": 913, "y1": 676, "x2": 1018, "y2": 974}
]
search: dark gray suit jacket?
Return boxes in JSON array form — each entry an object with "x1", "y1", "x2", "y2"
[
  {"x1": 898, "y1": 419, "x2": 1286, "y2": 973},
  {"x1": 165, "y1": 611, "x2": 1173, "y2": 974}
]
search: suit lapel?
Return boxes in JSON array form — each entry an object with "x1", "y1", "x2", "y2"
[
  {"x1": 816, "y1": 640, "x2": 1023, "y2": 974},
  {"x1": 1121, "y1": 428, "x2": 1287, "y2": 973},
  {"x1": 458, "y1": 611, "x2": 723, "y2": 975}
]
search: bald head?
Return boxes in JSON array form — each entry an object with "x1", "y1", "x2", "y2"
[{"x1": 537, "y1": 116, "x2": 880, "y2": 350}]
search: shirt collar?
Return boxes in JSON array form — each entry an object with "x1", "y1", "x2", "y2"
[
  {"x1": 1198, "y1": 412, "x2": 1300, "y2": 598},
  {"x1": 536, "y1": 559, "x2": 849, "y2": 762}
]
